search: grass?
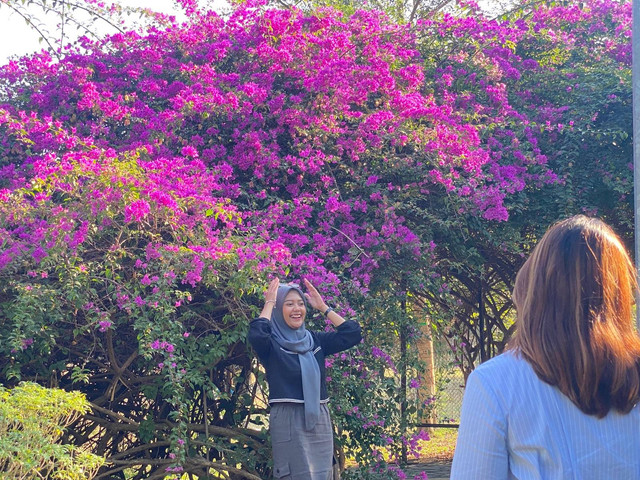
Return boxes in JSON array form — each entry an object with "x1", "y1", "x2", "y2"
[
  {"x1": 344, "y1": 427, "x2": 457, "y2": 469},
  {"x1": 417, "y1": 428, "x2": 457, "y2": 462}
]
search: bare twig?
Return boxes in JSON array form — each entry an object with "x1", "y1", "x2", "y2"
[
  {"x1": 89, "y1": 402, "x2": 139, "y2": 426},
  {"x1": 0, "y1": 1, "x2": 59, "y2": 59},
  {"x1": 330, "y1": 226, "x2": 370, "y2": 258}
]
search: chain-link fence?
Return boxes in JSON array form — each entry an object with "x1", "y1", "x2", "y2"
[
  {"x1": 431, "y1": 343, "x2": 465, "y2": 425},
  {"x1": 407, "y1": 334, "x2": 466, "y2": 428}
]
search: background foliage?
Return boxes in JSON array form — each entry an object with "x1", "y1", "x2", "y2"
[{"x1": 0, "y1": 382, "x2": 104, "y2": 479}]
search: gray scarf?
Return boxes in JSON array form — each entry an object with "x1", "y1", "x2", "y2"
[{"x1": 270, "y1": 284, "x2": 320, "y2": 430}]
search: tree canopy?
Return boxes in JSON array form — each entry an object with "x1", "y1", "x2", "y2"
[{"x1": 0, "y1": 0, "x2": 632, "y2": 478}]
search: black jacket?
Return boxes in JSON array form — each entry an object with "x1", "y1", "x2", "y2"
[{"x1": 248, "y1": 317, "x2": 362, "y2": 404}]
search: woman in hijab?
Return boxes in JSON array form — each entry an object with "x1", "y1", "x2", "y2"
[
  {"x1": 451, "y1": 215, "x2": 640, "y2": 479},
  {"x1": 248, "y1": 277, "x2": 362, "y2": 480}
]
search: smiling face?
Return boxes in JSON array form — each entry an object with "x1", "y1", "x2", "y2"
[{"x1": 282, "y1": 290, "x2": 306, "y2": 330}]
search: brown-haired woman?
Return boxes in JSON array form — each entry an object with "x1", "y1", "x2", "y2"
[{"x1": 451, "y1": 215, "x2": 640, "y2": 479}]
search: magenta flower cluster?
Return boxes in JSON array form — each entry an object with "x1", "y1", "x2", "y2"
[
  {"x1": 0, "y1": 0, "x2": 627, "y2": 297},
  {"x1": 0, "y1": 0, "x2": 612, "y2": 289}
]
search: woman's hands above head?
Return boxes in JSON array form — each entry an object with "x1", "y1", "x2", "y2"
[
  {"x1": 303, "y1": 278, "x2": 345, "y2": 327},
  {"x1": 265, "y1": 277, "x2": 279, "y2": 303},
  {"x1": 259, "y1": 277, "x2": 280, "y2": 320},
  {"x1": 303, "y1": 279, "x2": 328, "y2": 312}
]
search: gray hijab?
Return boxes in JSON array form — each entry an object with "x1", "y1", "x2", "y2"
[{"x1": 270, "y1": 284, "x2": 320, "y2": 431}]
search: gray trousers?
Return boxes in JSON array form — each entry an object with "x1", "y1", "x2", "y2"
[{"x1": 270, "y1": 403, "x2": 334, "y2": 480}]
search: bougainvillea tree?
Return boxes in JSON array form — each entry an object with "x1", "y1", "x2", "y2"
[
  {"x1": 0, "y1": 0, "x2": 631, "y2": 478},
  {"x1": 405, "y1": 0, "x2": 633, "y2": 378}
]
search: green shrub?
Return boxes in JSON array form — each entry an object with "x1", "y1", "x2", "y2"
[{"x1": 0, "y1": 382, "x2": 104, "y2": 480}]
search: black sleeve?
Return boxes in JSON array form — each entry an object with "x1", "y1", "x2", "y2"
[
  {"x1": 247, "y1": 317, "x2": 272, "y2": 362},
  {"x1": 315, "y1": 320, "x2": 362, "y2": 356}
]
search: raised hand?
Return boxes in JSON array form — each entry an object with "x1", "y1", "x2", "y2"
[
  {"x1": 265, "y1": 277, "x2": 279, "y2": 304},
  {"x1": 303, "y1": 279, "x2": 328, "y2": 312},
  {"x1": 259, "y1": 277, "x2": 280, "y2": 319}
]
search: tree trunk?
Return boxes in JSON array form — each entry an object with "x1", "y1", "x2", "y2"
[{"x1": 417, "y1": 321, "x2": 437, "y2": 432}]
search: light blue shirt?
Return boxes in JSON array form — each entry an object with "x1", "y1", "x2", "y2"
[{"x1": 451, "y1": 351, "x2": 640, "y2": 480}]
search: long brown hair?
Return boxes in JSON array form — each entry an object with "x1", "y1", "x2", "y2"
[{"x1": 511, "y1": 215, "x2": 640, "y2": 417}]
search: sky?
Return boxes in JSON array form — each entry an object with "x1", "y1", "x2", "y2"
[
  {"x1": 0, "y1": 0, "x2": 228, "y2": 64},
  {"x1": 0, "y1": 0, "x2": 503, "y2": 64}
]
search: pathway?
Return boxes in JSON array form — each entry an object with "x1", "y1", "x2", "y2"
[
  {"x1": 345, "y1": 459, "x2": 452, "y2": 480},
  {"x1": 403, "y1": 460, "x2": 452, "y2": 479}
]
